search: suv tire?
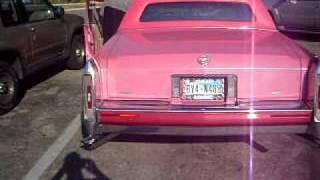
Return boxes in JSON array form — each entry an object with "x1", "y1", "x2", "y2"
[
  {"x1": 0, "y1": 62, "x2": 23, "y2": 115},
  {"x1": 66, "y1": 34, "x2": 85, "y2": 70}
]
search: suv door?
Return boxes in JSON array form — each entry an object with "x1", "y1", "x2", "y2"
[
  {"x1": 0, "y1": 0, "x2": 31, "y2": 65},
  {"x1": 20, "y1": 0, "x2": 67, "y2": 65},
  {"x1": 274, "y1": 0, "x2": 318, "y2": 32}
]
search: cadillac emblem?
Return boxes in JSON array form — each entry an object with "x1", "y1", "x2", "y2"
[{"x1": 198, "y1": 55, "x2": 210, "y2": 67}]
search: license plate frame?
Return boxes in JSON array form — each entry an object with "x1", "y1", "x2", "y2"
[{"x1": 180, "y1": 76, "x2": 227, "y2": 101}]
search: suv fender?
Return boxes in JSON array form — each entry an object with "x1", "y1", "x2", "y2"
[{"x1": 0, "y1": 49, "x2": 26, "y2": 80}]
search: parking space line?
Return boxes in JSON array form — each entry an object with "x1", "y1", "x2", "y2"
[
  {"x1": 65, "y1": 8, "x2": 86, "y2": 12},
  {"x1": 22, "y1": 114, "x2": 81, "y2": 180}
]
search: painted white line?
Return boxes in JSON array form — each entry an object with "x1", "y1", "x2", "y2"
[
  {"x1": 53, "y1": 3, "x2": 85, "y2": 6},
  {"x1": 65, "y1": 6, "x2": 101, "y2": 12},
  {"x1": 65, "y1": 7, "x2": 85, "y2": 12},
  {"x1": 22, "y1": 114, "x2": 81, "y2": 180},
  {"x1": 53, "y1": 2, "x2": 103, "y2": 6}
]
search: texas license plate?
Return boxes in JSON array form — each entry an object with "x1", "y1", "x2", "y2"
[{"x1": 181, "y1": 78, "x2": 225, "y2": 100}]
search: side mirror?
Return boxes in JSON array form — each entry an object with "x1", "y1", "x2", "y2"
[{"x1": 54, "y1": 6, "x2": 65, "y2": 18}]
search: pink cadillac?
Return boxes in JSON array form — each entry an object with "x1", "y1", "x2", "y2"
[{"x1": 82, "y1": 0, "x2": 320, "y2": 148}]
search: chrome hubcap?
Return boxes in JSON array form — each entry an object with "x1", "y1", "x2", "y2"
[
  {"x1": 0, "y1": 73, "x2": 15, "y2": 105},
  {"x1": 75, "y1": 48, "x2": 84, "y2": 59},
  {"x1": 0, "y1": 82, "x2": 9, "y2": 94}
]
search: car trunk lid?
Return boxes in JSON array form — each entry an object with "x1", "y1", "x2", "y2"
[{"x1": 104, "y1": 28, "x2": 301, "y2": 102}]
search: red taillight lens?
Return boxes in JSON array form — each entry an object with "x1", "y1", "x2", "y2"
[
  {"x1": 119, "y1": 113, "x2": 139, "y2": 118},
  {"x1": 315, "y1": 76, "x2": 320, "y2": 122},
  {"x1": 87, "y1": 85, "x2": 92, "y2": 109},
  {"x1": 99, "y1": 112, "x2": 140, "y2": 120},
  {"x1": 84, "y1": 75, "x2": 93, "y2": 110},
  {"x1": 314, "y1": 57, "x2": 320, "y2": 122},
  {"x1": 317, "y1": 72, "x2": 320, "y2": 111},
  {"x1": 318, "y1": 87, "x2": 320, "y2": 109}
]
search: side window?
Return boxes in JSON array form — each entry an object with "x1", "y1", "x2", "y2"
[
  {"x1": 0, "y1": 0, "x2": 20, "y2": 27},
  {"x1": 262, "y1": 0, "x2": 283, "y2": 9},
  {"x1": 22, "y1": 0, "x2": 54, "y2": 22}
]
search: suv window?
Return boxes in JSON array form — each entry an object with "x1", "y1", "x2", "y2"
[
  {"x1": 140, "y1": 2, "x2": 252, "y2": 22},
  {"x1": 22, "y1": 0, "x2": 54, "y2": 22},
  {"x1": 0, "y1": 0, "x2": 20, "y2": 27}
]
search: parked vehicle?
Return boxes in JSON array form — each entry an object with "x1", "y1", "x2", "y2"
[
  {"x1": 264, "y1": 0, "x2": 320, "y2": 34},
  {"x1": 0, "y1": 0, "x2": 84, "y2": 114},
  {"x1": 82, "y1": 0, "x2": 320, "y2": 149}
]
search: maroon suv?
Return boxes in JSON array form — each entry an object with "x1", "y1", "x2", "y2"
[{"x1": 0, "y1": 0, "x2": 84, "y2": 114}]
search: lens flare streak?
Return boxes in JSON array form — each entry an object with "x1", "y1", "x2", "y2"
[{"x1": 249, "y1": 0, "x2": 257, "y2": 179}]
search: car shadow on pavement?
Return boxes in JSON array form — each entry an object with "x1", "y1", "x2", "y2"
[
  {"x1": 22, "y1": 62, "x2": 66, "y2": 91},
  {"x1": 97, "y1": 134, "x2": 269, "y2": 153},
  {"x1": 52, "y1": 152, "x2": 110, "y2": 180}
]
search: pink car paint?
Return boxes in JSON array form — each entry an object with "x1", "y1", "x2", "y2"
[{"x1": 82, "y1": 0, "x2": 320, "y2": 146}]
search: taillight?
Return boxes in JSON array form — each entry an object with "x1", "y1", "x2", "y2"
[
  {"x1": 316, "y1": 76, "x2": 320, "y2": 121},
  {"x1": 84, "y1": 75, "x2": 93, "y2": 109},
  {"x1": 315, "y1": 58, "x2": 320, "y2": 122},
  {"x1": 82, "y1": 60, "x2": 98, "y2": 120},
  {"x1": 318, "y1": 87, "x2": 320, "y2": 109}
]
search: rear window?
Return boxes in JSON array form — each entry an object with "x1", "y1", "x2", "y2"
[{"x1": 140, "y1": 2, "x2": 252, "y2": 22}]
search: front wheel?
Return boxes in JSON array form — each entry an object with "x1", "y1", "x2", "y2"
[
  {"x1": 0, "y1": 62, "x2": 23, "y2": 115},
  {"x1": 66, "y1": 34, "x2": 85, "y2": 70}
]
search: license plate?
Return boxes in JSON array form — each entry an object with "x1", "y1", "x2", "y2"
[{"x1": 181, "y1": 78, "x2": 225, "y2": 100}]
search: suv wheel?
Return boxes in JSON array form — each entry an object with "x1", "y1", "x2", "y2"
[
  {"x1": 66, "y1": 34, "x2": 85, "y2": 70},
  {"x1": 0, "y1": 62, "x2": 22, "y2": 115}
]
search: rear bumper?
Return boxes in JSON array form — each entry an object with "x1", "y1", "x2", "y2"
[
  {"x1": 97, "y1": 124, "x2": 309, "y2": 136},
  {"x1": 82, "y1": 107, "x2": 314, "y2": 143},
  {"x1": 80, "y1": 105, "x2": 320, "y2": 148},
  {"x1": 96, "y1": 108, "x2": 312, "y2": 133},
  {"x1": 97, "y1": 109, "x2": 312, "y2": 126}
]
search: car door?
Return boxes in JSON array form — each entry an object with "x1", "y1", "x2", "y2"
[
  {"x1": 273, "y1": 0, "x2": 318, "y2": 32},
  {"x1": 20, "y1": 0, "x2": 67, "y2": 65},
  {"x1": 0, "y1": 0, "x2": 32, "y2": 65}
]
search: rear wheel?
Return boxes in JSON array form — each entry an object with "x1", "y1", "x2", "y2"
[
  {"x1": 0, "y1": 62, "x2": 22, "y2": 115},
  {"x1": 66, "y1": 34, "x2": 85, "y2": 70}
]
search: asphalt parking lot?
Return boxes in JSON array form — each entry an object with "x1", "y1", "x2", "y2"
[
  {"x1": 1, "y1": 9, "x2": 320, "y2": 180},
  {"x1": 0, "y1": 64, "x2": 82, "y2": 180}
]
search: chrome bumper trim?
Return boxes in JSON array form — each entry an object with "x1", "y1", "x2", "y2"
[{"x1": 96, "y1": 108, "x2": 312, "y2": 113}]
